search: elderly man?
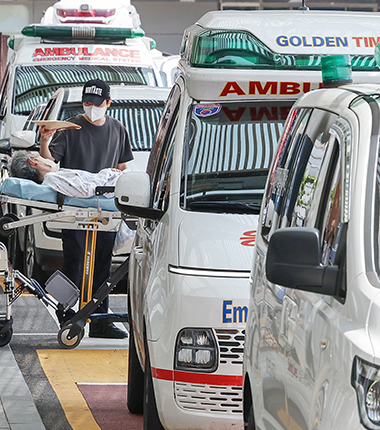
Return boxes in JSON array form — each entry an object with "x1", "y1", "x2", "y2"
[{"x1": 9, "y1": 151, "x2": 122, "y2": 198}]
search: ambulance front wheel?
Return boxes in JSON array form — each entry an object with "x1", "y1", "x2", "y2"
[
  {"x1": 57, "y1": 324, "x2": 84, "y2": 349},
  {"x1": 0, "y1": 328, "x2": 12, "y2": 347},
  {"x1": 144, "y1": 337, "x2": 165, "y2": 430}
]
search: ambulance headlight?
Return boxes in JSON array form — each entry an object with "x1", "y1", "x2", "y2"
[
  {"x1": 175, "y1": 328, "x2": 218, "y2": 372},
  {"x1": 352, "y1": 356, "x2": 380, "y2": 429}
]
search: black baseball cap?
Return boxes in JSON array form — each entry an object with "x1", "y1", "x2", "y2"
[{"x1": 82, "y1": 79, "x2": 111, "y2": 106}]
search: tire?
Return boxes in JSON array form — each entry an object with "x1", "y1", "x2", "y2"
[
  {"x1": 0, "y1": 328, "x2": 12, "y2": 347},
  {"x1": 23, "y1": 225, "x2": 45, "y2": 284},
  {"x1": 8, "y1": 229, "x2": 22, "y2": 270},
  {"x1": 127, "y1": 309, "x2": 144, "y2": 413},
  {"x1": 246, "y1": 405, "x2": 256, "y2": 430},
  {"x1": 57, "y1": 323, "x2": 84, "y2": 349},
  {"x1": 143, "y1": 337, "x2": 165, "y2": 430}
]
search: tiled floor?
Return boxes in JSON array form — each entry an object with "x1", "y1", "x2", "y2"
[{"x1": 0, "y1": 345, "x2": 45, "y2": 430}]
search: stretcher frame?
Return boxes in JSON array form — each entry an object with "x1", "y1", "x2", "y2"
[
  {"x1": 0, "y1": 188, "x2": 132, "y2": 348},
  {"x1": 0, "y1": 194, "x2": 123, "y2": 233}
]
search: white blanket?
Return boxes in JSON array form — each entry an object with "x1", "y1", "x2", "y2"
[{"x1": 43, "y1": 168, "x2": 122, "y2": 198}]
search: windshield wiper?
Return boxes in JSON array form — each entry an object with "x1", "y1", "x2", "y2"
[{"x1": 187, "y1": 200, "x2": 261, "y2": 214}]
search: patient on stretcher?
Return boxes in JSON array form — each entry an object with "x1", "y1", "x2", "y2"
[{"x1": 9, "y1": 151, "x2": 122, "y2": 198}]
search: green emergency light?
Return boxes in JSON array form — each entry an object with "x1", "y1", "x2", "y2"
[
  {"x1": 21, "y1": 25, "x2": 145, "y2": 41},
  {"x1": 375, "y1": 41, "x2": 380, "y2": 69},
  {"x1": 185, "y1": 28, "x2": 376, "y2": 72},
  {"x1": 321, "y1": 54, "x2": 352, "y2": 87},
  {"x1": 189, "y1": 29, "x2": 282, "y2": 69}
]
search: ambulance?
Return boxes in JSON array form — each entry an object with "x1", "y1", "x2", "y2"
[
  {"x1": 114, "y1": 9, "x2": 380, "y2": 430},
  {"x1": 0, "y1": 22, "x2": 165, "y2": 141},
  {"x1": 242, "y1": 72, "x2": 380, "y2": 430},
  {"x1": 40, "y1": 0, "x2": 141, "y2": 28}
]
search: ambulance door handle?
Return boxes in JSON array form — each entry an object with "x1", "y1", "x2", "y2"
[{"x1": 133, "y1": 245, "x2": 145, "y2": 262}]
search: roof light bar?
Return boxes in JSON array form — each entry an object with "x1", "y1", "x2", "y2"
[
  {"x1": 186, "y1": 29, "x2": 377, "y2": 71},
  {"x1": 22, "y1": 25, "x2": 144, "y2": 40},
  {"x1": 56, "y1": 7, "x2": 116, "y2": 18}
]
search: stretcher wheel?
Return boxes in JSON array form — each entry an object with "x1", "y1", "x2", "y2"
[
  {"x1": 57, "y1": 323, "x2": 84, "y2": 349},
  {"x1": 0, "y1": 328, "x2": 12, "y2": 347},
  {"x1": 0, "y1": 213, "x2": 18, "y2": 237}
]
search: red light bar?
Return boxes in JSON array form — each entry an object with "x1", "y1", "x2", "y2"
[{"x1": 56, "y1": 8, "x2": 115, "y2": 18}]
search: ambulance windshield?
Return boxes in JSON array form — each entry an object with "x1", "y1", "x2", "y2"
[
  {"x1": 59, "y1": 99, "x2": 165, "y2": 151},
  {"x1": 180, "y1": 100, "x2": 293, "y2": 214},
  {"x1": 13, "y1": 64, "x2": 156, "y2": 115}
]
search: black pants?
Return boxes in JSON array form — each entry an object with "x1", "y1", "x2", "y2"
[{"x1": 61, "y1": 229, "x2": 116, "y2": 330}]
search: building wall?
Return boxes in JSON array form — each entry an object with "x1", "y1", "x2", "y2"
[
  {"x1": 134, "y1": 2, "x2": 218, "y2": 54},
  {"x1": 0, "y1": 1, "x2": 218, "y2": 54}
]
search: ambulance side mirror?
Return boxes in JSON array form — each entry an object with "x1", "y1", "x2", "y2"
[
  {"x1": 10, "y1": 130, "x2": 36, "y2": 148},
  {"x1": 114, "y1": 171, "x2": 164, "y2": 221},
  {"x1": 266, "y1": 227, "x2": 340, "y2": 296}
]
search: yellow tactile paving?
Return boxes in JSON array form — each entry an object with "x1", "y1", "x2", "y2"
[{"x1": 37, "y1": 349, "x2": 129, "y2": 430}]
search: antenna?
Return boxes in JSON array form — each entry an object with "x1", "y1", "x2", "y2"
[{"x1": 299, "y1": 0, "x2": 310, "y2": 10}]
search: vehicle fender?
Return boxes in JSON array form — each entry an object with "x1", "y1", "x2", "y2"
[
  {"x1": 310, "y1": 367, "x2": 361, "y2": 430},
  {"x1": 144, "y1": 263, "x2": 167, "y2": 342}
]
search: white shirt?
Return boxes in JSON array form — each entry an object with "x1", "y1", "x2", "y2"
[{"x1": 42, "y1": 168, "x2": 122, "y2": 198}]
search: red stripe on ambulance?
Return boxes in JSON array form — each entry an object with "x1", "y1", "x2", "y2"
[{"x1": 151, "y1": 367, "x2": 243, "y2": 386}]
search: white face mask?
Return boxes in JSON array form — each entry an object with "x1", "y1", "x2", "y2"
[{"x1": 83, "y1": 104, "x2": 107, "y2": 122}]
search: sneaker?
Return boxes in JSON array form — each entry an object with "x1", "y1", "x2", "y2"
[{"x1": 89, "y1": 323, "x2": 128, "y2": 339}]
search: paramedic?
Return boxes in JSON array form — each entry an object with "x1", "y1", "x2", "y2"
[{"x1": 39, "y1": 78, "x2": 133, "y2": 339}]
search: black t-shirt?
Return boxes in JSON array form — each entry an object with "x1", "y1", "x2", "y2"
[{"x1": 49, "y1": 115, "x2": 133, "y2": 173}]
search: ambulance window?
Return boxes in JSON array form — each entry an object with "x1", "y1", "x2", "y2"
[
  {"x1": 281, "y1": 109, "x2": 338, "y2": 228},
  {"x1": 147, "y1": 84, "x2": 181, "y2": 182},
  {"x1": 180, "y1": 100, "x2": 293, "y2": 213},
  {"x1": 44, "y1": 97, "x2": 59, "y2": 120},
  {"x1": 319, "y1": 141, "x2": 342, "y2": 266},
  {"x1": 22, "y1": 102, "x2": 48, "y2": 132},
  {"x1": 152, "y1": 137, "x2": 175, "y2": 212},
  {"x1": 13, "y1": 65, "x2": 155, "y2": 115},
  {"x1": 106, "y1": 100, "x2": 166, "y2": 152},
  {"x1": 261, "y1": 108, "x2": 312, "y2": 241},
  {"x1": 0, "y1": 66, "x2": 10, "y2": 120},
  {"x1": 56, "y1": 99, "x2": 166, "y2": 152},
  {"x1": 148, "y1": 84, "x2": 181, "y2": 212}
]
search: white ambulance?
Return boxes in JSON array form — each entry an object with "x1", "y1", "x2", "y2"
[
  {"x1": 114, "y1": 9, "x2": 380, "y2": 430},
  {"x1": 242, "y1": 78, "x2": 380, "y2": 429},
  {"x1": 0, "y1": 23, "x2": 165, "y2": 141}
]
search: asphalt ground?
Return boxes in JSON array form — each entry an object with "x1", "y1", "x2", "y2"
[{"x1": 0, "y1": 291, "x2": 143, "y2": 430}]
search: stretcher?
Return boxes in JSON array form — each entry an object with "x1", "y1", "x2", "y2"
[{"x1": 0, "y1": 177, "x2": 131, "y2": 348}]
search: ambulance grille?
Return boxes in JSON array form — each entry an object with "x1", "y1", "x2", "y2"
[
  {"x1": 174, "y1": 329, "x2": 245, "y2": 414},
  {"x1": 216, "y1": 328, "x2": 245, "y2": 366},
  {"x1": 174, "y1": 382, "x2": 243, "y2": 414}
]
